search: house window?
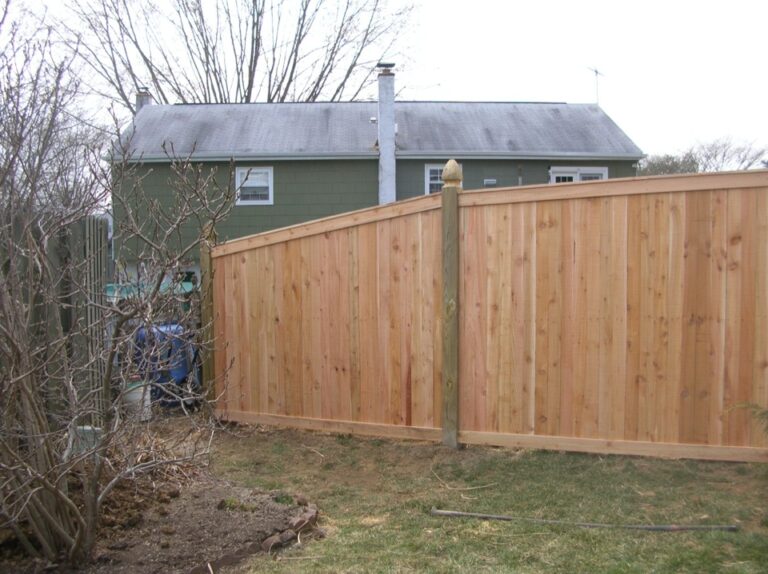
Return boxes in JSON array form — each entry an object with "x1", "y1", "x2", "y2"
[
  {"x1": 424, "y1": 164, "x2": 444, "y2": 194},
  {"x1": 549, "y1": 166, "x2": 608, "y2": 184},
  {"x1": 236, "y1": 166, "x2": 274, "y2": 205}
]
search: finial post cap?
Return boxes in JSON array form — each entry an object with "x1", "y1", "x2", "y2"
[{"x1": 442, "y1": 159, "x2": 462, "y2": 186}]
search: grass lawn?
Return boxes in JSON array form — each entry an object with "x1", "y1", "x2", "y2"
[{"x1": 213, "y1": 427, "x2": 768, "y2": 573}]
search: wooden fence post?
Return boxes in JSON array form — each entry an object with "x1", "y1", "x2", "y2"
[
  {"x1": 200, "y1": 223, "x2": 217, "y2": 399},
  {"x1": 441, "y1": 159, "x2": 462, "y2": 448}
]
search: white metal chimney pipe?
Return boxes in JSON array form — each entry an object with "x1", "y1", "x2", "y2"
[{"x1": 377, "y1": 63, "x2": 396, "y2": 204}]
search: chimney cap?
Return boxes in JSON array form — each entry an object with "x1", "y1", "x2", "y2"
[{"x1": 377, "y1": 62, "x2": 395, "y2": 70}]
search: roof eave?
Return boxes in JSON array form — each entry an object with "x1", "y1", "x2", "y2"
[
  {"x1": 124, "y1": 151, "x2": 378, "y2": 163},
  {"x1": 123, "y1": 150, "x2": 645, "y2": 164},
  {"x1": 396, "y1": 151, "x2": 645, "y2": 161}
]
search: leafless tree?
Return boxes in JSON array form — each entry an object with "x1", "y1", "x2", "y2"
[
  {"x1": 63, "y1": 0, "x2": 411, "y2": 115},
  {"x1": 0, "y1": 5, "x2": 234, "y2": 563},
  {"x1": 638, "y1": 150, "x2": 699, "y2": 176},
  {"x1": 692, "y1": 138, "x2": 766, "y2": 172},
  {"x1": 639, "y1": 138, "x2": 767, "y2": 176}
]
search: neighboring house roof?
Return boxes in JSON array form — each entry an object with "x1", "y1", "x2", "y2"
[{"x1": 122, "y1": 101, "x2": 643, "y2": 162}]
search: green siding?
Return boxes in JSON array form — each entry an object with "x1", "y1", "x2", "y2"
[
  {"x1": 114, "y1": 159, "x2": 378, "y2": 265},
  {"x1": 115, "y1": 157, "x2": 636, "y2": 264},
  {"x1": 396, "y1": 159, "x2": 638, "y2": 200},
  {"x1": 224, "y1": 160, "x2": 378, "y2": 239}
]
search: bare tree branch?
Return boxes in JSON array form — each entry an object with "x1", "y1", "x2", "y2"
[
  {"x1": 0, "y1": 9, "x2": 235, "y2": 565},
  {"x1": 60, "y1": 0, "x2": 411, "y2": 113},
  {"x1": 639, "y1": 138, "x2": 767, "y2": 175}
]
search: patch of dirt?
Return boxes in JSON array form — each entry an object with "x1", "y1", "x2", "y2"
[{"x1": 1, "y1": 473, "x2": 317, "y2": 574}]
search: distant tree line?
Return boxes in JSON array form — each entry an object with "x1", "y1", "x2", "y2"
[{"x1": 639, "y1": 138, "x2": 767, "y2": 176}]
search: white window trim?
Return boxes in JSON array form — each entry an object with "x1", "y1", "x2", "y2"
[
  {"x1": 549, "y1": 166, "x2": 608, "y2": 184},
  {"x1": 424, "y1": 163, "x2": 444, "y2": 195},
  {"x1": 235, "y1": 166, "x2": 274, "y2": 205}
]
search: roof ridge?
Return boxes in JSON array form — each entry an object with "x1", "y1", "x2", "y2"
[{"x1": 166, "y1": 100, "x2": 576, "y2": 107}]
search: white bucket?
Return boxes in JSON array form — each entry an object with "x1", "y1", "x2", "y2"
[{"x1": 124, "y1": 382, "x2": 152, "y2": 421}]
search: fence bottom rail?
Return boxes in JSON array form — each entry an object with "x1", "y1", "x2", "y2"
[{"x1": 216, "y1": 410, "x2": 768, "y2": 463}]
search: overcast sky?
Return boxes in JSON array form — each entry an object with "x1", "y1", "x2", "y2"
[{"x1": 393, "y1": 0, "x2": 768, "y2": 156}]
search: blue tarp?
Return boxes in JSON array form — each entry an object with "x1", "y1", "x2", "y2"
[{"x1": 133, "y1": 324, "x2": 199, "y2": 405}]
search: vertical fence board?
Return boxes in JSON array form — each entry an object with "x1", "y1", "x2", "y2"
[
  {"x1": 238, "y1": 252, "x2": 252, "y2": 413},
  {"x1": 558, "y1": 200, "x2": 576, "y2": 437},
  {"x1": 583, "y1": 198, "x2": 602, "y2": 438},
  {"x1": 624, "y1": 195, "x2": 642, "y2": 440},
  {"x1": 725, "y1": 189, "x2": 754, "y2": 445},
  {"x1": 496, "y1": 206, "x2": 511, "y2": 431},
  {"x1": 707, "y1": 190, "x2": 728, "y2": 445},
  {"x1": 459, "y1": 207, "x2": 480, "y2": 431},
  {"x1": 637, "y1": 194, "x2": 654, "y2": 441},
  {"x1": 430, "y1": 209, "x2": 444, "y2": 429},
  {"x1": 357, "y1": 223, "x2": 379, "y2": 422},
  {"x1": 224, "y1": 255, "x2": 240, "y2": 411},
  {"x1": 485, "y1": 206, "x2": 502, "y2": 433},
  {"x1": 609, "y1": 196, "x2": 629, "y2": 439},
  {"x1": 299, "y1": 237, "x2": 314, "y2": 417},
  {"x1": 664, "y1": 193, "x2": 686, "y2": 444},
  {"x1": 550, "y1": 202, "x2": 566, "y2": 436},
  {"x1": 348, "y1": 227, "x2": 362, "y2": 422},
  {"x1": 597, "y1": 198, "x2": 613, "y2": 438},
  {"x1": 536, "y1": 202, "x2": 563, "y2": 435},
  {"x1": 522, "y1": 202, "x2": 538, "y2": 434},
  {"x1": 752, "y1": 191, "x2": 768, "y2": 447}
]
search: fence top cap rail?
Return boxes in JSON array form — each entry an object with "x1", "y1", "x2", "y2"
[
  {"x1": 459, "y1": 169, "x2": 768, "y2": 205},
  {"x1": 463, "y1": 168, "x2": 768, "y2": 194}
]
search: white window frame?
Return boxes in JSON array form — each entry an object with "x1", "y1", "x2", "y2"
[
  {"x1": 235, "y1": 166, "x2": 274, "y2": 205},
  {"x1": 424, "y1": 164, "x2": 444, "y2": 195},
  {"x1": 549, "y1": 166, "x2": 608, "y2": 184}
]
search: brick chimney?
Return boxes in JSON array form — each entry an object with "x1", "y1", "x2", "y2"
[
  {"x1": 377, "y1": 63, "x2": 396, "y2": 205},
  {"x1": 135, "y1": 87, "x2": 153, "y2": 114}
]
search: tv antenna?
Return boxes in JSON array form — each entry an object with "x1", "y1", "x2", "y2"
[{"x1": 587, "y1": 67, "x2": 604, "y2": 104}]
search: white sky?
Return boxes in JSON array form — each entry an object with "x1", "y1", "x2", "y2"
[{"x1": 393, "y1": 0, "x2": 768, "y2": 155}]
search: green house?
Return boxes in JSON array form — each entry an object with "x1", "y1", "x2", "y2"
[{"x1": 117, "y1": 66, "x2": 642, "y2": 275}]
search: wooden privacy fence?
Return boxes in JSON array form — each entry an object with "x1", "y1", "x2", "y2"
[{"x1": 207, "y1": 168, "x2": 768, "y2": 462}]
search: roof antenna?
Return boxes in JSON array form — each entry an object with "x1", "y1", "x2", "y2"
[{"x1": 587, "y1": 67, "x2": 604, "y2": 105}]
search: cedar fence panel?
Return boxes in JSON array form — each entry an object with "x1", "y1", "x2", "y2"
[
  {"x1": 212, "y1": 197, "x2": 444, "y2": 440},
  {"x1": 210, "y1": 170, "x2": 768, "y2": 461}
]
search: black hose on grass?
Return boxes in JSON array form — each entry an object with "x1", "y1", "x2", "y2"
[{"x1": 430, "y1": 508, "x2": 740, "y2": 532}]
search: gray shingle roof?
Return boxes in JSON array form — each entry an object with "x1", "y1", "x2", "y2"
[{"x1": 122, "y1": 101, "x2": 643, "y2": 161}]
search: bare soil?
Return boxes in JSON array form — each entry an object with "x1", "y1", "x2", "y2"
[
  {"x1": 1, "y1": 455, "x2": 315, "y2": 574},
  {"x1": 94, "y1": 479, "x2": 306, "y2": 573}
]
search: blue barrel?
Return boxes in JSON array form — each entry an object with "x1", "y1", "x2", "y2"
[{"x1": 132, "y1": 324, "x2": 195, "y2": 406}]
